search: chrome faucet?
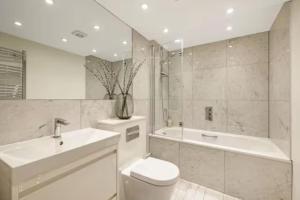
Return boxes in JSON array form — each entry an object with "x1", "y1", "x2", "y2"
[{"x1": 53, "y1": 118, "x2": 69, "y2": 138}]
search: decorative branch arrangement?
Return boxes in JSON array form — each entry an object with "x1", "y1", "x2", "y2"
[
  {"x1": 115, "y1": 59, "x2": 146, "y2": 119},
  {"x1": 117, "y1": 59, "x2": 146, "y2": 95},
  {"x1": 85, "y1": 58, "x2": 121, "y2": 99}
]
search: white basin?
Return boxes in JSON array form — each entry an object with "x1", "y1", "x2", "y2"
[{"x1": 0, "y1": 128, "x2": 120, "y2": 184}]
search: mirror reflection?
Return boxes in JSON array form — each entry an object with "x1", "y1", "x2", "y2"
[{"x1": 0, "y1": 0, "x2": 132, "y2": 100}]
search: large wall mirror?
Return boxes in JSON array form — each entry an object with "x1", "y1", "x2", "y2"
[{"x1": 0, "y1": 0, "x2": 132, "y2": 100}]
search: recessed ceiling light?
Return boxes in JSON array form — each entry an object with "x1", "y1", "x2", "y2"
[
  {"x1": 141, "y1": 4, "x2": 148, "y2": 10},
  {"x1": 174, "y1": 39, "x2": 182, "y2": 44},
  {"x1": 163, "y1": 28, "x2": 169, "y2": 34},
  {"x1": 226, "y1": 8, "x2": 234, "y2": 14},
  {"x1": 122, "y1": 41, "x2": 128, "y2": 45},
  {"x1": 113, "y1": 53, "x2": 118, "y2": 57},
  {"x1": 14, "y1": 21, "x2": 22, "y2": 26},
  {"x1": 92, "y1": 49, "x2": 97, "y2": 53},
  {"x1": 93, "y1": 25, "x2": 100, "y2": 30},
  {"x1": 61, "y1": 38, "x2": 68, "y2": 43},
  {"x1": 45, "y1": 0, "x2": 54, "y2": 5},
  {"x1": 228, "y1": 45, "x2": 233, "y2": 48},
  {"x1": 226, "y1": 26, "x2": 233, "y2": 31}
]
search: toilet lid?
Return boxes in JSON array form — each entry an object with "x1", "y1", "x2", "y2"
[{"x1": 130, "y1": 157, "x2": 179, "y2": 186}]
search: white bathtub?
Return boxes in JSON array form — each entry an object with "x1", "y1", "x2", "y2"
[{"x1": 153, "y1": 127, "x2": 290, "y2": 162}]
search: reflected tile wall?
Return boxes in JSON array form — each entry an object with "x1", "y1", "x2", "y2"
[
  {"x1": 168, "y1": 32, "x2": 269, "y2": 137},
  {"x1": 269, "y1": 2, "x2": 291, "y2": 157}
]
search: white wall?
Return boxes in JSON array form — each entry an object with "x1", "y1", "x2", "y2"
[
  {"x1": 0, "y1": 32, "x2": 85, "y2": 99},
  {"x1": 291, "y1": 0, "x2": 300, "y2": 199}
]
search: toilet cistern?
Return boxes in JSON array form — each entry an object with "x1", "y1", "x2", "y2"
[{"x1": 53, "y1": 118, "x2": 69, "y2": 138}]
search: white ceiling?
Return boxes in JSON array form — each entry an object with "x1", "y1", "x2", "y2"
[
  {"x1": 0, "y1": 0, "x2": 132, "y2": 61},
  {"x1": 96, "y1": 0, "x2": 288, "y2": 50}
]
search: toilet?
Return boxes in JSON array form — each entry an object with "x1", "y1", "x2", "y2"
[
  {"x1": 98, "y1": 116, "x2": 180, "y2": 200},
  {"x1": 122, "y1": 157, "x2": 179, "y2": 200}
]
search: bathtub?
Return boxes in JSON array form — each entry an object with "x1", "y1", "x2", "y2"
[
  {"x1": 150, "y1": 127, "x2": 292, "y2": 199},
  {"x1": 153, "y1": 127, "x2": 289, "y2": 162}
]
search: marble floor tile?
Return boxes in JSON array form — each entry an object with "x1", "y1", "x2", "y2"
[
  {"x1": 172, "y1": 179, "x2": 240, "y2": 200},
  {"x1": 204, "y1": 189, "x2": 224, "y2": 200}
]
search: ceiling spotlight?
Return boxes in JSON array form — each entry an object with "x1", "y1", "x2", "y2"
[
  {"x1": 61, "y1": 38, "x2": 68, "y2": 43},
  {"x1": 113, "y1": 53, "x2": 118, "y2": 57},
  {"x1": 92, "y1": 49, "x2": 97, "y2": 53},
  {"x1": 141, "y1": 4, "x2": 148, "y2": 10},
  {"x1": 45, "y1": 0, "x2": 54, "y2": 5},
  {"x1": 228, "y1": 45, "x2": 233, "y2": 48},
  {"x1": 226, "y1": 26, "x2": 233, "y2": 31},
  {"x1": 226, "y1": 8, "x2": 234, "y2": 14},
  {"x1": 122, "y1": 40, "x2": 128, "y2": 45},
  {"x1": 93, "y1": 25, "x2": 100, "y2": 30},
  {"x1": 163, "y1": 28, "x2": 169, "y2": 34},
  {"x1": 14, "y1": 21, "x2": 22, "y2": 26}
]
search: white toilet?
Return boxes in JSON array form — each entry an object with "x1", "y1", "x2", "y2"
[
  {"x1": 98, "y1": 116, "x2": 180, "y2": 200},
  {"x1": 122, "y1": 157, "x2": 179, "y2": 200}
]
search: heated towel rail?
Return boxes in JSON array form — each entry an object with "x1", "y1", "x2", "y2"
[{"x1": 0, "y1": 47, "x2": 26, "y2": 99}]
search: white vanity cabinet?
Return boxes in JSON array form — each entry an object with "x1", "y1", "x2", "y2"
[{"x1": 0, "y1": 128, "x2": 120, "y2": 200}]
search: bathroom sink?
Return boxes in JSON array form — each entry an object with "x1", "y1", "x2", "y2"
[{"x1": 0, "y1": 128, "x2": 120, "y2": 184}]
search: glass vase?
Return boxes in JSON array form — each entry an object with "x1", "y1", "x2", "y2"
[{"x1": 115, "y1": 93, "x2": 134, "y2": 119}]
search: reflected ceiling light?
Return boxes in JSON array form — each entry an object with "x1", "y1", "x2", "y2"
[
  {"x1": 163, "y1": 28, "x2": 169, "y2": 34},
  {"x1": 113, "y1": 53, "x2": 118, "y2": 57},
  {"x1": 122, "y1": 40, "x2": 128, "y2": 45},
  {"x1": 14, "y1": 21, "x2": 22, "y2": 26},
  {"x1": 226, "y1": 8, "x2": 234, "y2": 14},
  {"x1": 45, "y1": 0, "x2": 54, "y2": 5},
  {"x1": 92, "y1": 49, "x2": 97, "y2": 53},
  {"x1": 93, "y1": 25, "x2": 100, "y2": 30},
  {"x1": 141, "y1": 4, "x2": 148, "y2": 10},
  {"x1": 61, "y1": 38, "x2": 68, "y2": 43},
  {"x1": 226, "y1": 26, "x2": 233, "y2": 31},
  {"x1": 174, "y1": 39, "x2": 182, "y2": 44}
]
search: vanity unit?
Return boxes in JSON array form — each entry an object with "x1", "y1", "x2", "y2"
[{"x1": 0, "y1": 128, "x2": 120, "y2": 200}]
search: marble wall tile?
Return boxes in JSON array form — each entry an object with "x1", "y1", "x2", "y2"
[
  {"x1": 180, "y1": 143, "x2": 225, "y2": 192},
  {"x1": 193, "y1": 40, "x2": 227, "y2": 69},
  {"x1": 132, "y1": 30, "x2": 151, "y2": 100},
  {"x1": 182, "y1": 100, "x2": 193, "y2": 128},
  {"x1": 80, "y1": 100, "x2": 115, "y2": 128},
  {"x1": 168, "y1": 109, "x2": 182, "y2": 127},
  {"x1": 182, "y1": 47, "x2": 193, "y2": 72},
  {"x1": 149, "y1": 136, "x2": 180, "y2": 166},
  {"x1": 169, "y1": 73, "x2": 182, "y2": 98},
  {"x1": 269, "y1": 101, "x2": 290, "y2": 157},
  {"x1": 169, "y1": 50, "x2": 182, "y2": 75},
  {"x1": 133, "y1": 99, "x2": 150, "y2": 133},
  {"x1": 225, "y1": 152, "x2": 292, "y2": 200},
  {"x1": 227, "y1": 32, "x2": 269, "y2": 66},
  {"x1": 192, "y1": 100, "x2": 227, "y2": 132},
  {"x1": 269, "y1": 3, "x2": 291, "y2": 61},
  {"x1": 227, "y1": 63, "x2": 268, "y2": 101},
  {"x1": 182, "y1": 71, "x2": 193, "y2": 100},
  {"x1": 154, "y1": 99, "x2": 166, "y2": 130},
  {"x1": 227, "y1": 101, "x2": 268, "y2": 137},
  {"x1": 193, "y1": 68, "x2": 226, "y2": 100},
  {"x1": 0, "y1": 100, "x2": 81, "y2": 145},
  {"x1": 269, "y1": 55, "x2": 291, "y2": 101}
]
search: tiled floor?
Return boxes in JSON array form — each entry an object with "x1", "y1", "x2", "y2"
[{"x1": 171, "y1": 179, "x2": 241, "y2": 200}]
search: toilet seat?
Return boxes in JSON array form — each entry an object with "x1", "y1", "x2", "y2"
[{"x1": 130, "y1": 157, "x2": 179, "y2": 186}]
